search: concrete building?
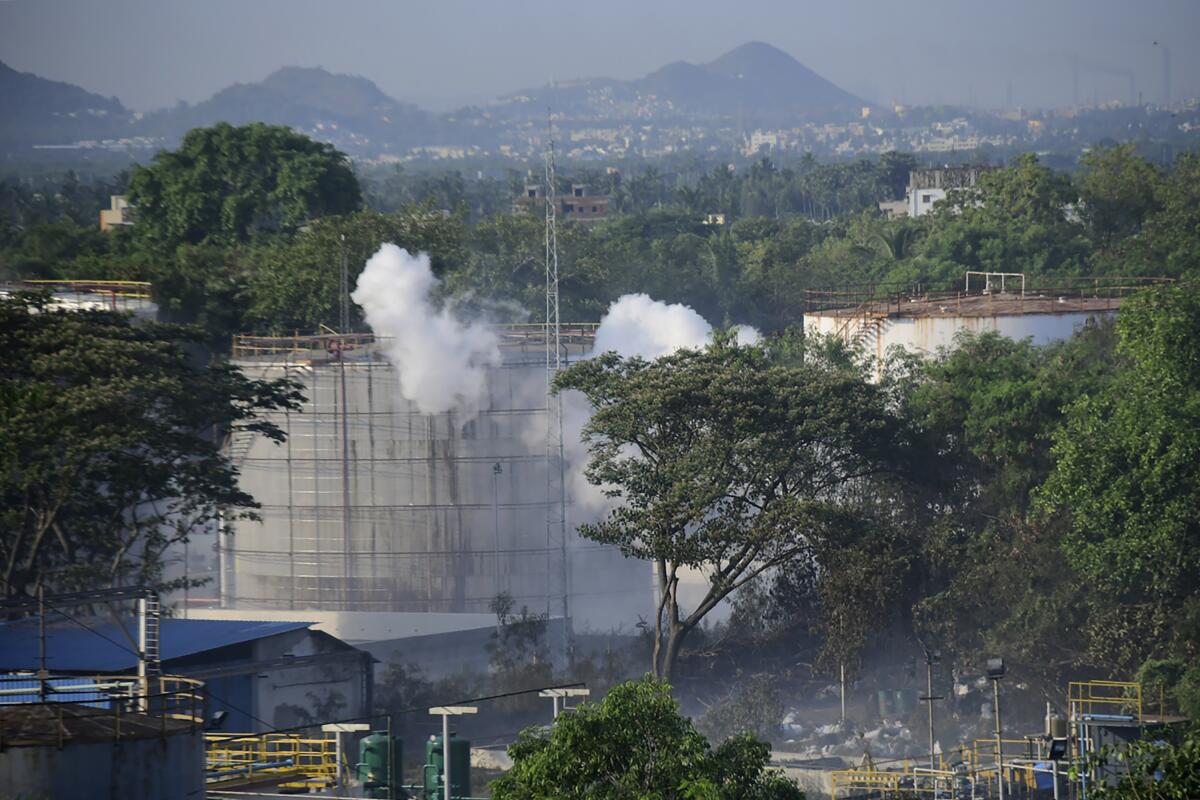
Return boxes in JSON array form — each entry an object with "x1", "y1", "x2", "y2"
[
  {"x1": 905, "y1": 166, "x2": 991, "y2": 217},
  {"x1": 0, "y1": 617, "x2": 373, "y2": 732},
  {"x1": 99, "y1": 195, "x2": 132, "y2": 231},
  {"x1": 512, "y1": 183, "x2": 610, "y2": 225}
]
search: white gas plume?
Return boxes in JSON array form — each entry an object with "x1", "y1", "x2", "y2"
[
  {"x1": 352, "y1": 244, "x2": 500, "y2": 415},
  {"x1": 592, "y1": 293, "x2": 713, "y2": 358},
  {"x1": 591, "y1": 293, "x2": 760, "y2": 358},
  {"x1": 564, "y1": 294, "x2": 761, "y2": 516}
]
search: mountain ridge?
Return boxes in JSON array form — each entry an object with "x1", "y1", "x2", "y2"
[{"x1": 0, "y1": 42, "x2": 863, "y2": 155}]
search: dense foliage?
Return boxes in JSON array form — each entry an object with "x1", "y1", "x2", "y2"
[
  {"x1": 491, "y1": 677, "x2": 804, "y2": 800},
  {"x1": 126, "y1": 122, "x2": 361, "y2": 247},
  {"x1": 556, "y1": 334, "x2": 921, "y2": 680},
  {"x1": 5, "y1": 134, "x2": 1197, "y2": 350},
  {"x1": 2, "y1": 124, "x2": 1199, "y2": 719},
  {"x1": 0, "y1": 294, "x2": 301, "y2": 599}
]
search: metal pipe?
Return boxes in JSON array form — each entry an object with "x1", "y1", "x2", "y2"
[
  {"x1": 926, "y1": 657, "x2": 936, "y2": 771},
  {"x1": 443, "y1": 712, "x2": 451, "y2": 800}
]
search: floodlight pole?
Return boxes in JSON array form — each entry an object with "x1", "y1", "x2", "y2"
[
  {"x1": 442, "y1": 712, "x2": 449, "y2": 795},
  {"x1": 539, "y1": 688, "x2": 590, "y2": 721},
  {"x1": 429, "y1": 706, "x2": 477, "y2": 800},
  {"x1": 994, "y1": 677, "x2": 1004, "y2": 800},
  {"x1": 921, "y1": 650, "x2": 943, "y2": 773}
]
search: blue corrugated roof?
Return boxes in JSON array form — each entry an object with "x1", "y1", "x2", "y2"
[{"x1": 0, "y1": 618, "x2": 313, "y2": 673}]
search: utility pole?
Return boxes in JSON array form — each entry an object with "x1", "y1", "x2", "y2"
[
  {"x1": 920, "y1": 647, "x2": 943, "y2": 772},
  {"x1": 987, "y1": 658, "x2": 1007, "y2": 800},
  {"x1": 839, "y1": 662, "x2": 846, "y2": 724}
]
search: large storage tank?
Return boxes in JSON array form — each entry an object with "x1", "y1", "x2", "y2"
[
  {"x1": 803, "y1": 276, "x2": 1164, "y2": 367},
  {"x1": 222, "y1": 326, "x2": 629, "y2": 620}
]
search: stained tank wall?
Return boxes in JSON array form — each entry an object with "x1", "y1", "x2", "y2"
[{"x1": 225, "y1": 344, "x2": 650, "y2": 629}]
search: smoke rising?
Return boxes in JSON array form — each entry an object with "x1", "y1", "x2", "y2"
[
  {"x1": 565, "y1": 294, "x2": 760, "y2": 515},
  {"x1": 352, "y1": 244, "x2": 500, "y2": 414}
]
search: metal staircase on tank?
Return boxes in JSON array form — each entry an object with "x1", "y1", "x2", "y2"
[{"x1": 225, "y1": 429, "x2": 255, "y2": 468}]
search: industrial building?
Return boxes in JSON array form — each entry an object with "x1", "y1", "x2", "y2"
[{"x1": 0, "y1": 617, "x2": 373, "y2": 732}]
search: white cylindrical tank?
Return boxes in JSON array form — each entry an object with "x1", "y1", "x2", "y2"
[
  {"x1": 223, "y1": 329, "x2": 651, "y2": 629},
  {"x1": 805, "y1": 292, "x2": 1123, "y2": 366}
]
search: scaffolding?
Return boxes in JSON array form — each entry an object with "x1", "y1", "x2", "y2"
[{"x1": 221, "y1": 326, "x2": 602, "y2": 615}]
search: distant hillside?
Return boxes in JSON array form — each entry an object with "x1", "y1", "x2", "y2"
[
  {"x1": 138, "y1": 66, "x2": 438, "y2": 154},
  {"x1": 0, "y1": 61, "x2": 134, "y2": 146},
  {"x1": 496, "y1": 42, "x2": 864, "y2": 123}
]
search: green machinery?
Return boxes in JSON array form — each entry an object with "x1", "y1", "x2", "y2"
[
  {"x1": 358, "y1": 732, "x2": 403, "y2": 799},
  {"x1": 423, "y1": 735, "x2": 471, "y2": 800}
]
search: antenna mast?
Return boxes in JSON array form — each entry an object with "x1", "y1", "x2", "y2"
[{"x1": 544, "y1": 112, "x2": 570, "y2": 642}]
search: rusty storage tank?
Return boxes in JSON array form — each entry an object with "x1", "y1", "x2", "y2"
[{"x1": 803, "y1": 274, "x2": 1168, "y2": 370}]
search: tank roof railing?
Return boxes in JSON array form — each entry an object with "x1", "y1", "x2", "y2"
[
  {"x1": 1, "y1": 279, "x2": 153, "y2": 300},
  {"x1": 0, "y1": 673, "x2": 205, "y2": 746},
  {"x1": 232, "y1": 323, "x2": 599, "y2": 359},
  {"x1": 803, "y1": 276, "x2": 1174, "y2": 314}
]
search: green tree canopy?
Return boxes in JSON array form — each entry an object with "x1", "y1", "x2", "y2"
[
  {"x1": 556, "y1": 334, "x2": 916, "y2": 680},
  {"x1": 127, "y1": 122, "x2": 361, "y2": 247},
  {"x1": 1039, "y1": 281, "x2": 1200, "y2": 667},
  {"x1": 490, "y1": 677, "x2": 803, "y2": 800},
  {"x1": 0, "y1": 294, "x2": 302, "y2": 598}
]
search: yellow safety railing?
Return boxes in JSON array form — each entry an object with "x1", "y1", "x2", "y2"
[
  {"x1": 19, "y1": 279, "x2": 153, "y2": 299},
  {"x1": 1068, "y1": 680, "x2": 1142, "y2": 722},
  {"x1": 970, "y1": 738, "x2": 1039, "y2": 766},
  {"x1": 205, "y1": 732, "x2": 338, "y2": 789},
  {"x1": 830, "y1": 763, "x2": 956, "y2": 797}
]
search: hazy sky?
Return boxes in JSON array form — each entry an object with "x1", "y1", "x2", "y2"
[{"x1": 1, "y1": 0, "x2": 1197, "y2": 112}]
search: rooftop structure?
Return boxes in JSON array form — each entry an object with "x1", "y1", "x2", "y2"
[
  {"x1": 0, "y1": 617, "x2": 373, "y2": 732},
  {"x1": 0, "y1": 672, "x2": 207, "y2": 800}
]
